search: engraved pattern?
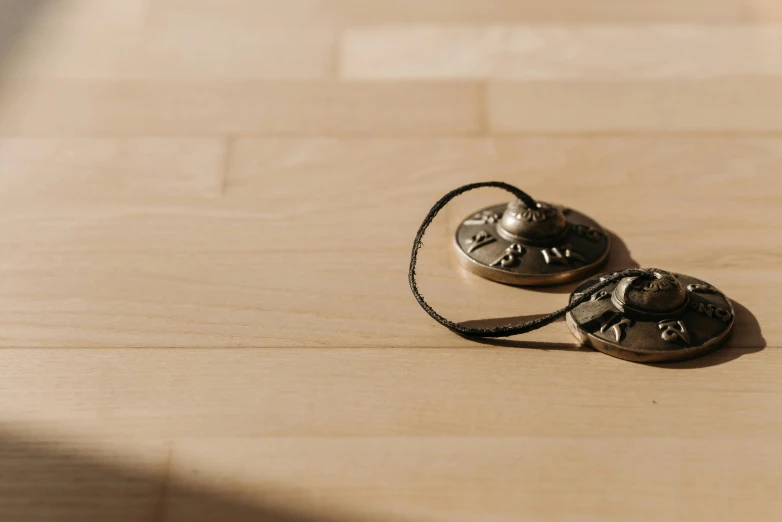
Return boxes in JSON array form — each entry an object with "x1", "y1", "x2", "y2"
[
  {"x1": 690, "y1": 301, "x2": 733, "y2": 323},
  {"x1": 542, "y1": 245, "x2": 587, "y2": 266},
  {"x1": 463, "y1": 210, "x2": 502, "y2": 226},
  {"x1": 507, "y1": 201, "x2": 558, "y2": 223},
  {"x1": 659, "y1": 320, "x2": 691, "y2": 345},
  {"x1": 599, "y1": 313, "x2": 634, "y2": 342},
  {"x1": 572, "y1": 224, "x2": 605, "y2": 242},
  {"x1": 465, "y1": 231, "x2": 496, "y2": 253},
  {"x1": 490, "y1": 243, "x2": 525, "y2": 268},
  {"x1": 636, "y1": 273, "x2": 679, "y2": 292},
  {"x1": 456, "y1": 203, "x2": 611, "y2": 286},
  {"x1": 687, "y1": 283, "x2": 718, "y2": 294},
  {"x1": 568, "y1": 271, "x2": 734, "y2": 363}
]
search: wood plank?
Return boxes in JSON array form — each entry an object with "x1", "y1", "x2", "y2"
[
  {"x1": 0, "y1": 429, "x2": 167, "y2": 522},
  {"x1": 0, "y1": 138, "x2": 225, "y2": 200},
  {"x1": 147, "y1": 0, "x2": 776, "y2": 27},
  {"x1": 746, "y1": 0, "x2": 782, "y2": 21},
  {"x1": 0, "y1": 2, "x2": 781, "y2": 519},
  {"x1": 491, "y1": 136, "x2": 782, "y2": 200},
  {"x1": 488, "y1": 79, "x2": 782, "y2": 132},
  {"x1": 0, "y1": 427, "x2": 355, "y2": 522},
  {"x1": 0, "y1": 81, "x2": 483, "y2": 136},
  {"x1": 168, "y1": 436, "x2": 782, "y2": 522},
  {"x1": 0, "y1": 137, "x2": 777, "y2": 349},
  {"x1": 341, "y1": 26, "x2": 782, "y2": 79},
  {"x1": 0, "y1": 348, "x2": 778, "y2": 440},
  {"x1": 3, "y1": 26, "x2": 335, "y2": 80}
]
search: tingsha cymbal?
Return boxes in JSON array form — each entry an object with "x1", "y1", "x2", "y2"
[
  {"x1": 566, "y1": 269, "x2": 735, "y2": 363},
  {"x1": 454, "y1": 200, "x2": 610, "y2": 286}
]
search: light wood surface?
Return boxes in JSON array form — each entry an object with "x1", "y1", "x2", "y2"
[{"x1": 0, "y1": 1, "x2": 780, "y2": 521}]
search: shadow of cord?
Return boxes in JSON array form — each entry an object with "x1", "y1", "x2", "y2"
[{"x1": 458, "y1": 300, "x2": 765, "y2": 367}]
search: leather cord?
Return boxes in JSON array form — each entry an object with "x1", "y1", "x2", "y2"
[{"x1": 408, "y1": 181, "x2": 652, "y2": 338}]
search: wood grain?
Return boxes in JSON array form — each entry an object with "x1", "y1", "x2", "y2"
[
  {"x1": 0, "y1": 81, "x2": 483, "y2": 136},
  {"x1": 488, "y1": 79, "x2": 782, "y2": 132},
  {"x1": 3, "y1": 27, "x2": 335, "y2": 80},
  {"x1": 341, "y1": 26, "x2": 782, "y2": 79},
  {"x1": 169, "y1": 436, "x2": 782, "y2": 522},
  {"x1": 0, "y1": 1, "x2": 780, "y2": 521},
  {"x1": 0, "y1": 138, "x2": 225, "y2": 198},
  {"x1": 0, "y1": 348, "x2": 778, "y2": 439},
  {"x1": 147, "y1": 0, "x2": 782, "y2": 26}
]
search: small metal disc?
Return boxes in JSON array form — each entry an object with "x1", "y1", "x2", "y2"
[
  {"x1": 566, "y1": 269, "x2": 735, "y2": 363},
  {"x1": 454, "y1": 201, "x2": 610, "y2": 285}
]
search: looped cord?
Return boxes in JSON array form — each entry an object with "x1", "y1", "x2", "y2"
[{"x1": 408, "y1": 181, "x2": 652, "y2": 338}]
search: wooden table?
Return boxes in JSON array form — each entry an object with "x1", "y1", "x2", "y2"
[{"x1": 1, "y1": 1, "x2": 780, "y2": 521}]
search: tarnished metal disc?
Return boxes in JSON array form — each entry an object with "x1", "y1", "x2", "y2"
[
  {"x1": 454, "y1": 201, "x2": 610, "y2": 285},
  {"x1": 566, "y1": 269, "x2": 735, "y2": 363}
]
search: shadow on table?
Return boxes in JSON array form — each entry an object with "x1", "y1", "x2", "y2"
[
  {"x1": 454, "y1": 232, "x2": 764, "y2": 367},
  {"x1": 459, "y1": 314, "x2": 584, "y2": 352},
  {"x1": 0, "y1": 428, "x2": 379, "y2": 522},
  {"x1": 0, "y1": 0, "x2": 49, "y2": 67},
  {"x1": 454, "y1": 229, "x2": 637, "y2": 351},
  {"x1": 460, "y1": 300, "x2": 765, "y2": 367}
]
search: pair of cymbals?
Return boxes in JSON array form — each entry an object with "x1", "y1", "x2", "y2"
[{"x1": 453, "y1": 200, "x2": 734, "y2": 363}]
